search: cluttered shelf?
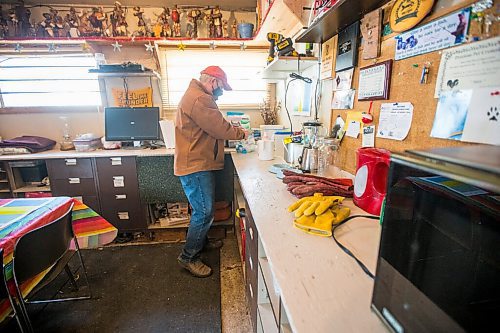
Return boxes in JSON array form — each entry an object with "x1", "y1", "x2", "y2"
[
  {"x1": 296, "y1": 0, "x2": 390, "y2": 43},
  {"x1": 259, "y1": 56, "x2": 318, "y2": 80},
  {"x1": 12, "y1": 185, "x2": 51, "y2": 193}
]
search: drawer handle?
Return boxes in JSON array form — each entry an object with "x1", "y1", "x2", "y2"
[
  {"x1": 117, "y1": 212, "x2": 130, "y2": 220},
  {"x1": 249, "y1": 284, "x2": 253, "y2": 299},
  {"x1": 113, "y1": 176, "x2": 125, "y2": 188},
  {"x1": 249, "y1": 256, "x2": 253, "y2": 271},
  {"x1": 110, "y1": 157, "x2": 122, "y2": 166},
  {"x1": 68, "y1": 178, "x2": 80, "y2": 184},
  {"x1": 249, "y1": 226, "x2": 254, "y2": 240},
  {"x1": 65, "y1": 159, "x2": 77, "y2": 166},
  {"x1": 115, "y1": 194, "x2": 127, "y2": 200}
]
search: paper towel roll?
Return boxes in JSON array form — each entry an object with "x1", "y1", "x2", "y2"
[
  {"x1": 258, "y1": 140, "x2": 274, "y2": 161},
  {"x1": 159, "y1": 120, "x2": 175, "y2": 148}
]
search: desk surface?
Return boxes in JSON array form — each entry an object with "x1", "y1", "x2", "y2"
[
  {"x1": 0, "y1": 148, "x2": 236, "y2": 161},
  {"x1": 231, "y1": 152, "x2": 388, "y2": 333}
]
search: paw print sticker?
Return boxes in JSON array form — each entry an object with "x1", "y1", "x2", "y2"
[{"x1": 487, "y1": 106, "x2": 498, "y2": 121}]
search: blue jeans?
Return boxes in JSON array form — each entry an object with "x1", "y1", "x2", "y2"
[{"x1": 178, "y1": 171, "x2": 215, "y2": 262}]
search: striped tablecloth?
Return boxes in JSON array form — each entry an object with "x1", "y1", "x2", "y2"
[{"x1": 0, "y1": 197, "x2": 117, "y2": 322}]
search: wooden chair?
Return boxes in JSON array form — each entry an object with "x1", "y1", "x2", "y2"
[{"x1": 11, "y1": 203, "x2": 91, "y2": 332}]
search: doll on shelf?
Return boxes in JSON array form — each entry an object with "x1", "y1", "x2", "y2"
[
  {"x1": 222, "y1": 19, "x2": 229, "y2": 38},
  {"x1": 78, "y1": 9, "x2": 93, "y2": 37},
  {"x1": 50, "y1": 9, "x2": 65, "y2": 37},
  {"x1": 154, "y1": 7, "x2": 171, "y2": 37},
  {"x1": 65, "y1": 7, "x2": 80, "y2": 38},
  {"x1": 171, "y1": 5, "x2": 181, "y2": 37},
  {"x1": 89, "y1": 7, "x2": 105, "y2": 36},
  {"x1": 111, "y1": 1, "x2": 128, "y2": 36},
  {"x1": 231, "y1": 21, "x2": 238, "y2": 39},
  {"x1": 39, "y1": 12, "x2": 55, "y2": 37},
  {"x1": 0, "y1": 6, "x2": 7, "y2": 39},
  {"x1": 186, "y1": 9, "x2": 202, "y2": 38},
  {"x1": 7, "y1": 8, "x2": 19, "y2": 37},
  {"x1": 211, "y1": 6, "x2": 223, "y2": 38},
  {"x1": 133, "y1": 6, "x2": 147, "y2": 36}
]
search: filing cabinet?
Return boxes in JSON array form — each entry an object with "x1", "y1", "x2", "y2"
[
  {"x1": 46, "y1": 158, "x2": 101, "y2": 213},
  {"x1": 95, "y1": 156, "x2": 146, "y2": 231},
  {"x1": 244, "y1": 200, "x2": 259, "y2": 333}
]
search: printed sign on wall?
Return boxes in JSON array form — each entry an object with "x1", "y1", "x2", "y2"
[
  {"x1": 394, "y1": 7, "x2": 471, "y2": 60},
  {"x1": 112, "y1": 87, "x2": 153, "y2": 107}
]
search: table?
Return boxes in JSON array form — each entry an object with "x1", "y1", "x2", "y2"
[{"x1": 0, "y1": 197, "x2": 118, "y2": 322}]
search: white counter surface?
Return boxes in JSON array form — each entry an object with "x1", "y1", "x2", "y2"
[
  {"x1": 0, "y1": 148, "x2": 236, "y2": 160},
  {"x1": 231, "y1": 152, "x2": 388, "y2": 333}
]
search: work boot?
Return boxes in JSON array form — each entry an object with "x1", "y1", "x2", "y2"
[
  {"x1": 203, "y1": 239, "x2": 223, "y2": 251},
  {"x1": 177, "y1": 256, "x2": 212, "y2": 278}
]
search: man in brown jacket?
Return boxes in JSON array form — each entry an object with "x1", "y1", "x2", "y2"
[{"x1": 175, "y1": 66, "x2": 246, "y2": 277}]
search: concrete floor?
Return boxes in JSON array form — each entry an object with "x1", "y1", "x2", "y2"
[
  {"x1": 220, "y1": 233, "x2": 253, "y2": 333},
  {"x1": 113, "y1": 228, "x2": 253, "y2": 333}
]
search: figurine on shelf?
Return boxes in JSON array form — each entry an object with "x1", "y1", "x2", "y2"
[
  {"x1": 98, "y1": 7, "x2": 110, "y2": 37},
  {"x1": 212, "y1": 6, "x2": 223, "y2": 38},
  {"x1": 133, "y1": 6, "x2": 147, "y2": 36},
  {"x1": 65, "y1": 7, "x2": 80, "y2": 38},
  {"x1": 222, "y1": 19, "x2": 229, "y2": 38},
  {"x1": 39, "y1": 12, "x2": 54, "y2": 37},
  {"x1": 110, "y1": 1, "x2": 128, "y2": 36},
  {"x1": 171, "y1": 5, "x2": 181, "y2": 37},
  {"x1": 0, "y1": 6, "x2": 7, "y2": 38},
  {"x1": 78, "y1": 9, "x2": 93, "y2": 37},
  {"x1": 50, "y1": 8, "x2": 65, "y2": 37},
  {"x1": 89, "y1": 7, "x2": 107, "y2": 36},
  {"x1": 186, "y1": 9, "x2": 202, "y2": 38},
  {"x1": 231, "y1": 21, "x2": 238, "y2": 39},
  {"x1": 7, "y1": 8, "x2": 19, "y2": 37},
  {"x1": 153, "y1": 7, "x2": 171, "y2": 37},
  {"x1": 206, "y1": 8, "x2": 215, "y2": 38}
]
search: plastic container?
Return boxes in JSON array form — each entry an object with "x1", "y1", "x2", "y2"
[
  {"x1": 237, "y1": 23, "x2": 254, "y2": 38},
  {"x1": 73, "y1": 138, "x2": 102, "y2": 152},
  {"x1": 260, "y1": 124, "x2": 285, "y2": 140}
]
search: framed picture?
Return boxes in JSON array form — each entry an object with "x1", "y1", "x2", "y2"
[{"x1": 357, "y1": 60, "x2": 392, "y2": 101}]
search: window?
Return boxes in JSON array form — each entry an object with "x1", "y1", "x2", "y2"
[
  {"x1": 0, "y1": 54, "x2": 101, "y2": 108},
  {"x1": 159, "y1": 47, "x2": 268, "y2": 111}
]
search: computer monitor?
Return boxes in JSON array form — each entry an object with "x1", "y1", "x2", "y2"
[{"x1": 105, "y1": 107, "x2": 160, "y2": 142}]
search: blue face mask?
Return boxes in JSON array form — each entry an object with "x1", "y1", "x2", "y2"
[{"x1": 213, "y1": 87, "x2": 223, "y2": 98}]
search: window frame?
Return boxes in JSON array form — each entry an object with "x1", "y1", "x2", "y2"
[
  {"x1": 157, "y1": 44, "x2": 269, "y2": 113},
  {"x1": 0, "y1": 52, "x2": 101, "y2": 114}
]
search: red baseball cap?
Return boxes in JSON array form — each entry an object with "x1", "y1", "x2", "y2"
[{"x1": 200, "y1": 66, "x2": 232, "y2": 91}]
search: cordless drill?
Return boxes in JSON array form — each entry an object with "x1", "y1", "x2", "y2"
[{"x1": 267, "y1": 32, "x2": 283, "y2": 64}]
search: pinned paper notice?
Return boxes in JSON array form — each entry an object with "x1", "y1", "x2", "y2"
[
  {"x1": 362, "y1": 125, "x2": 375, "y2": 147},
  {"x1": 377, "y1": 102, "x2": 413, "y2": 140},
  {"x1": 346, "y1": 121, "x2": 361, "y2": 138}
]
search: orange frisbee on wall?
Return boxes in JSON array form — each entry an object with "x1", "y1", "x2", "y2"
[{"x1": 390, "y1": 0, "x2": 435, "y2": 32}]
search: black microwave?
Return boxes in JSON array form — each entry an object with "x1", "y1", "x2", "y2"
[{"x1": 372, "y1": 146, "x2": 500, "y2": 333}]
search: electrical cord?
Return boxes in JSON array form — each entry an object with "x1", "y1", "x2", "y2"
[
  {"x1": 284, "y1": 73, "x2": 313, "y2": 133},
  {"x1": 331, "y1": 214, "x2": 380, "y2": 279}
]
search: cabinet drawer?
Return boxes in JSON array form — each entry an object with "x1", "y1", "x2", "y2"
[
  {"x1": 51, "y1": 178, "x2": 97, "y2": 196},
  {"x1": 101, "y1": 206, "x2": 146, "y2": 231},
  {"x1": 47, "y1": 158, "x2": 94, "y2": 179},
  {"x1": 245, "y1": 213, "x2": 258, "y2": 255},
  {"x1": 246, "y1": 267, "x2": 258, "y2": 333},
  {"x1": 78, "y1": 195, "x2": 101, "y2": 214},
  {"x1": 95, "y1": 157, "x2": 139, "y2": 196}
]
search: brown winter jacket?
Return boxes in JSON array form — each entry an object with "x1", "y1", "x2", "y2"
[{"x1": 174, "y1": 79, "x2": 245, "y2": 176}]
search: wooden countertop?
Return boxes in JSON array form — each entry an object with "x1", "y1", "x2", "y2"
[
  {"x1": 231, "y1": 152, "x2": 388, "y2": 333},
  {"x1": 0, "y1": 148, "x2": 236, "y2": 161}
]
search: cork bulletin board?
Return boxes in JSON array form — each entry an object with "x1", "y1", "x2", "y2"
[{"x1": 330, "y1": 0, "x2": 498, "y2": 174}]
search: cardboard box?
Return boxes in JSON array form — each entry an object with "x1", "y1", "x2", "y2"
[{"x1": 167, "y1": 203, "x2": 189, "y2": 216}]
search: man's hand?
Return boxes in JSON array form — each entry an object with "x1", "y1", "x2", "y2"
[{"x1": 242, "y1": 129, "x2": 251, "y2": 140}]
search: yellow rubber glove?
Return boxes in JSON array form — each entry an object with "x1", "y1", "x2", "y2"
[
  {"x1": 294, "y1": 206, "x2": 351, "y2": 237},
  {"x1": 288, "y1": 193, "x2": 345, "y2": 218}
]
